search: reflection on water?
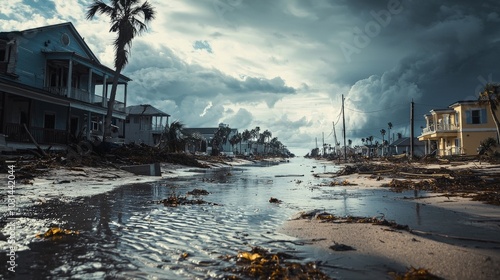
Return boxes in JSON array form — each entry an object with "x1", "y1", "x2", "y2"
[{"x1": 2, "y1": 157, "x2": 499, "y2": 279}]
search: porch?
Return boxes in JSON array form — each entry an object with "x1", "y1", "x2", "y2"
[
  {"x1": 4, "y1": 123, "x2": 68, "y2": 145},
  {"x1": 44, "y1": 86, "x2": 125, "y2": 112},
  {"x1": 421, "y1": 123, "x2": 458, "y2": 135}
]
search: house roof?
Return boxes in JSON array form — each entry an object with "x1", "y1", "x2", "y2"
[
  {"x1": 449, "y1": 100, "x2": 481, "y2": 108},
  {"x1": 0, "y1": 22, "x2": 131, "y2": 82},
  {"x1": 0, "y1": 22, "x2": 100, "y2": 63},
  {"x1": 126, "y1": 104, "x2": 170, "y2": 116}
]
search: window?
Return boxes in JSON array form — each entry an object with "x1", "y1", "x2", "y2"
[
  {"x1": 0, "y1": 40, "x2": 8, "y2": 62},
  {"x1": 466, "y1": 109, "x2": 487, "y2": 124},
  {"x1": 471, "y1": 110, "x2": 480, "y2": 124},
  {"x1": 91, "y1": 121, "x2": 99, "y2": 131},
  {"x1": 44, "y1": 113, "x2": 56, "y2": 129}
]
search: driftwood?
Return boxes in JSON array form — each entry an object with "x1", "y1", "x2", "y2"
[
  {"x1": 358, "y1": 169, "x2": 394, "y2": 174},
  {"x1": 398, "y1": 172, "x2": 454, "y2": 179},
  {"x1": 23, "y1": 123, "x2": 48, "y2": 157}
]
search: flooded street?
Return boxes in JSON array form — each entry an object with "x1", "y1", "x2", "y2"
[{"x1": 3, "y1": 157, "x2": 500, "y2": 279}]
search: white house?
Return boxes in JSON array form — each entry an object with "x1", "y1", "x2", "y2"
[{"x1": 124, "y1": 104, "x2": 170, "y2": 146}]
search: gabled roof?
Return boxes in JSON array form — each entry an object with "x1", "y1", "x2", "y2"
[
  {"x1": 449, "y1": 100, "x2": 481, "y2": 108},
  {"x1": 11, "y1": 22, "x2": 100, "y2": 63},
  {"x1": 126, "y1": 104, "x2": 170, "y2": 116}
]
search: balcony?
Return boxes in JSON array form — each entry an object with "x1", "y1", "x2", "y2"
[
  {"x1": 45, "y1": 87, "x2": 126, "y2": 112},
  {"x1": 421, "y1": 123, "x2": 458, "y2": 135},
  {"x1": 139, "y1": 124, "x2": 166, "y2": 132}
]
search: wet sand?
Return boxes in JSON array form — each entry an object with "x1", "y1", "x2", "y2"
[
  {"x1": 280, "y1": 219, "x2": 500, "y2": 279},
  {"x1": 280, "y1": 159, "x2": 500, "y2": 279}
]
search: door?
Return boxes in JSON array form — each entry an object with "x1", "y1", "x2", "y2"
[
  {"x1": 44, "y1": 113, "x2": 56, "y2": 143},
  {"x1": 70, "y1": 117, "x2": 79, "y2": 138}
]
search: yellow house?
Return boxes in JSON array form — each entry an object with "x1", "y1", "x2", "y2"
[{"x1": 418, "y1": 100, "x2": 499, "y2": 156}]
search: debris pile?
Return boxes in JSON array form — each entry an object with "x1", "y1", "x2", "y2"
[
  {"x1": 389, "y1": 266, "x2": 442, "y2": 280},
  {"x1": 299, "y1": 211, "x2": 410, "y2": 231},
  {"x1": 36, "y1": 227, "x2": 79, "y2": 240},
  {"x1": 186, "y1": 188, "x2": 210, "y2": 195},
  {"x1": 222, "y1": 246, "x2": 331, "y2": 280},
  {"x1": 333, "y1": 162, "x2": 500, "y2": 205},
  {"x1": 269, "y1": 197, "x2": 282, "y2": 203}
]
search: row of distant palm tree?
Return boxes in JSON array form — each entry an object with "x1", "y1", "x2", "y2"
[{"x1": 229, "y1": 127, "x2": 286, "y2": 156}]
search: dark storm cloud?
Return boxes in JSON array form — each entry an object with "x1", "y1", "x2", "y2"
[
  {"x1": 330, "y1": 0, "x2": 500, "y2": 140},
  {"x1": 123, "y1": 41, "x2": 297, "y2": 109}
]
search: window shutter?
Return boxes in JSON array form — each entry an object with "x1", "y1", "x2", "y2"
[
  {"x1": 481, "y1": 109, "x2": 487, "y2": 124},
  {"x1": 465, "y1": 110, "x2": 471, "y2": 124}
]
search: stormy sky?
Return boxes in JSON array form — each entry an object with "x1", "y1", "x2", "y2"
[{"x1": 1, "y1": 0, "x2": 500, "y2": 154}]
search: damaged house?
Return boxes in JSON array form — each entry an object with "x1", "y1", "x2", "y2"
[{"x1": 0, "y1": 22, "x2": 130, "y2": 150}]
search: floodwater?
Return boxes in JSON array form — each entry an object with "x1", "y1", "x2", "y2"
[{"x1": 2, "y1": 157, "x2": 499, "y2": 279}]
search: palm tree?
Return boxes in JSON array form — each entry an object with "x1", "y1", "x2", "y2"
[
  {"x1": 261, "y1": 129, "x2": 272, "y2": 154},
  {"x1": 242, "y1": 129, "x2": 252, "y2": 154},
  {"x1": 479, "y1": 83, "x2": 500, "y2": 143},
  {"x1": 86, "y1": 0, "x2": 156, "y2": 141},
  {"x1": 380, "y1": 129, "x2": 386, "y2": 156},
  {"x1": 163, "y1": 121, "x2": 184, "y2": 152},
  {"x1": 387, "y1": 122, "x2": 393, "y2": 146},
  {"x1": 229, "y1": 133, "x2": 241, "y2": 153},
  {"x1": 250, "y1": 126, "x2": 260, "y2": 154},
  {"x1": 367, "y1": 136, "x2": 374, "y2": 157}
]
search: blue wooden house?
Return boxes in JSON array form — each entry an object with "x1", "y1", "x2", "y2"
[{"x1": 0, "y1": 22, "x2": 130, "y2": 147}]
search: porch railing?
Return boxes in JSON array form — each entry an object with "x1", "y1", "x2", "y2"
[
  {"x1": 4, "y1": 123, "x2": 67, "y2": 144},
  {"x1": 422, "y1": 124, "x2": 458, "y2": 134},
  {"x1": 44, "y1": 87, "x2": 126, "y2": 112}
]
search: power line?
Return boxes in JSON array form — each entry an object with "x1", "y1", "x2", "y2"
[{"x1": 344, "y1": 103, "x2": 405, "y2": 114}]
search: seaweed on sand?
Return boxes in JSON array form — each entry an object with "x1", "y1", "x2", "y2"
[{"x1": 222, "y1": 246, "x2": 332, "y2": 280}]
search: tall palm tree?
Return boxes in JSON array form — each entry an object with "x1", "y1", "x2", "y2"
[
  {"x1": 86, "y1": 0, "x2": 156, "y2": 141},
  {"x1": 479, "y1": 83, "x2": 500, "y2": 143}
]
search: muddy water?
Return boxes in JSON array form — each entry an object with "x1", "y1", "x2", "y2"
[{"x1": 3, "y1": 157, "x2": 499, "y2": 279}]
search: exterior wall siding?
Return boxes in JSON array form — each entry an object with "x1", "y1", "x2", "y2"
[{"x1": 13, "y1": 25, "x2": 94, "y2": 89}]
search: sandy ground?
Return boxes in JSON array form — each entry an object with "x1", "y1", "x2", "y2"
[{"x1": 279, "y1": 159, "x2": 500, "y2": 279}]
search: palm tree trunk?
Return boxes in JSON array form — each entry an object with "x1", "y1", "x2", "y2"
[
  {"x1": 103, "y1": 65, "x2": 123, "y2": 142},
  {"x1": 489, "y1": 102, "x2": 500, "y2": 144}
]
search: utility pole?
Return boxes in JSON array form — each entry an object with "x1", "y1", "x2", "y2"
[
  {"x1": 322, "y1": 132, "x2": 325, "y2": 156},
  {"x1": 410, "y1": 99, "x2": 414, "y2": 160},
  {"x1": 333, "y1": 121, "x2": 339, "y2": 157},
  {"x1": 342, "y1": 94, "x2": 347, "y2": 161}
]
